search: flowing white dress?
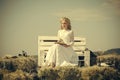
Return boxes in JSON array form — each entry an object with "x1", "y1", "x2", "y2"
[{"x1": 45, "y1": 29, "x2": 78, "y2": 66}]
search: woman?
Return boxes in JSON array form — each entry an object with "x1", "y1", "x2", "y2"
[{"x1": 45, "y1": 17, "x2": 77, "y2": 67}]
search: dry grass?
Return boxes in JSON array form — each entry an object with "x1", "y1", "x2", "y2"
[
  {"x1": 38, "y1": 66, "x2": 82, "y2": 80},
  {"x1": 0, "y1": 56, "x2": 37, "y2": 80},
  {"x1": 38, "y1": 66, "x2": 120, "y2": 80},
  {"x1": 0, "y1": 56, "x2": 37, "y2": 72},
  {"x1": 3, "y1": 70, "x2": 31, "y2": 80},
  {"x1": 97, "y1": 54, "x2": 120, "y2": 61},
  {"x1": 0, "y1": 54, "x2": 120, "y2": 80},
  {"x1": 81, "y1": 66, "x2": 119, "y2": 80},
  {"x1": 97, "y1": 54, "x2": 120, "y2": 71}
]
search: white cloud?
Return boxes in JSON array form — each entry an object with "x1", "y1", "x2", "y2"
[
  {"x1": 53, "y1": 8, "x2": 110, "y2": 22},
  {"x1": 102, "y1": 0, "x2": 120, "y2": 10},
  {"x1": 105, "y1": 0, "x2": 120, "y2": 8},
  {"x1": 101, "y1": 0, "x2": 120, "y2": 16}
]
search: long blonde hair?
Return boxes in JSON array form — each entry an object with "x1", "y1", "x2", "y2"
[{"x1": 60, "y1": 17, "x2": 71, "y2": 30}]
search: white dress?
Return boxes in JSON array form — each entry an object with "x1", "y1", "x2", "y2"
[{"x1": 45, "y1": 29, "x2": 78, "y2": 66}]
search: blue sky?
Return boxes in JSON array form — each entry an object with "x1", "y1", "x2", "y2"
[{"x1": 0, "y1": 0, "x2": 120, "y2": 56}]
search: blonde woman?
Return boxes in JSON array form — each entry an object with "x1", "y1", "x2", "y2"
[{"x1": 45, "y1": 17, "x2": 77, "y2": 67}]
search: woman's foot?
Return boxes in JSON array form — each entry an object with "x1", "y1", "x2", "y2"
[
  {"x1": 48, "y1": 63, "x2": 56, "y2": 68},
  {"x1": 38, "y1": 66, "x2": 41, "y2": 68},
  {"x1": 52, "y1": 63, "x2": 56, "y2": 68}
]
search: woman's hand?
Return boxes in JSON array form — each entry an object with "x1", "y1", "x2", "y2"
[
  {"x1": 55, "y1": 40, "x2": 70, "y2": 47},
  {"x1": 55, "y1": 42, "x2": 70, "y2": 47},
  {"x1": 62, "y1": 44, "x2": 70, "y2": 47},
  {"x1": 55, "y1": 40, "x2": 64, "y2": 44},
  {"x1": 55, "y1": 41, "x2": 65, "y2": 45}
]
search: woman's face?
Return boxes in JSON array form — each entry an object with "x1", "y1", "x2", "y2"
[{"x1": 61, "y1": 20, "x2": 68, "y2": 30}]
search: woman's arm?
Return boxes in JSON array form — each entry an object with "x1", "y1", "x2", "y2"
[
  {"x1": 61, "y1": 30, "x2": 74, "y2": 46},
  {"x1": 55, "y1": 41, "x2": 70, "y2": 47},
  {"x1": 55, "y1": 39, "x2": 66, "y2": 45},
  {"x1": 64, "y1": 30, "x2": 74, "y2": 47},
  {"x1": 69, "y1": 30, "x2": 74, "y2": 46},
  {"x1": 55, "y1": 38, "x2": 70, "y2": 47},
  {"x1": 56, "y1": 30, "x2": 66, "y2": 45},
  {"x1": 56, "y1": 30, "x2": 73, "y2": 47}
]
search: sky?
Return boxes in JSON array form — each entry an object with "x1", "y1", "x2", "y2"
[{"x1": 0, "y1": 0, "x2": 120, "y2": 56}]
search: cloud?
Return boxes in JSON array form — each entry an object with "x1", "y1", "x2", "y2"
[
  {"x1": 53, "y1": 8, "x2": 110, "y2": 22},
  {"x1": 101, "y1": 0, "x2": 120, "y2": 16},
  {"x1": 102, "y1": 0, "x2": 120, "y2": 8}
]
